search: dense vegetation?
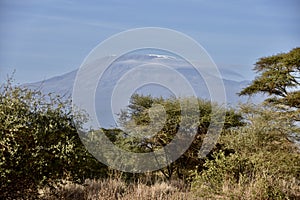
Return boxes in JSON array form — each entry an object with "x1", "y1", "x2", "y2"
[
  {"x1": 191, "y1": 104, "x2": 300, "y2": 199},
  {"x1": 1, "y1": 48, "x2": 299, "y2": 199},
  {"x1": 97, "y1": 94, "x2": 243, "y2": 181},
  {"x1": 0, "y1": 77, "x2": 108, "y2": 199}
]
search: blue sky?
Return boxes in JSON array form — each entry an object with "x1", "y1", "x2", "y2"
[{"x1": 0, "y1": 0, "x2": 299, "y2": 84}]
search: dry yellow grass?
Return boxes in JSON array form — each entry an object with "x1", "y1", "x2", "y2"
[{"x1": 39, "y1": 178, "x2": 194, "y2": 200}]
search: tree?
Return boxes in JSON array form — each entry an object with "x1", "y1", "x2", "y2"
[
  {"x1": 239, "y1": 47, "x2": 300, "y2": 110},
  {"x1": 114, "y1": 94, "x2": 244, "y2": 180},
  {"x1": 0, "y1": 77, "x2": 108, "y2": 199}
]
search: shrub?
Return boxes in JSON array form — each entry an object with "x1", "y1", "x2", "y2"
[
  {"x1": 191, "y1": 104, "x2": 300, "y2": 199},
  {"x1": 0, "y1": 78, "x2": 108, "y2": 199}
]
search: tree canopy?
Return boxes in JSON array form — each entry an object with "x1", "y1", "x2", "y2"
[
  {"x1": 112, "y1": 94, "x2": 244, "y2": 179},
  {"x1": 239, "y1": 47, "x2": 300, "y2": 110}
]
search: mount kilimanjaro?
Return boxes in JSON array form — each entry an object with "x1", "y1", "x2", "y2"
[{"x1": 24, "y1": 53, "x2": 262, "y2": 128}]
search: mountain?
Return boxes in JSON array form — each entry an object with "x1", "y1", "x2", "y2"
[{"x1": 24, "y1": 53, "x2": 262, "y2": 128}]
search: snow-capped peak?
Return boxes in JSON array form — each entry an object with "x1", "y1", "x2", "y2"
[{"x1": 147, "y1": 54, "x2": 177, "y2": 60}]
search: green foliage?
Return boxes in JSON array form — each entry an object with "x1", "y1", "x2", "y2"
[
  {"x1": 195, "y1": 47, "x2": 300, "y2": 198},
  {"x1": 191, "y1": 151, "x2": 255, "y2": 196},
  {"x1": 222, "y1": 104, "x2": 300, "y2": 153},
  {"x1": 239, "y1": 47, "x2": 300, "y2": 110},
  {"x1": 191, "y1": 104, "x2": 300, "y2": 199},
  {"x1": 114, "y1": 94, "x2": 244, "y2": 179},
  {"x1": 0, "y1": 78, "x2": 107, "y2": 198}
]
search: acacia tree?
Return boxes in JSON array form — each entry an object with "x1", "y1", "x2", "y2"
[
  {"x1": 115, "y1": 94, "x2": 243, "y2": 180},
  {"x1": 239, "y1": 47, "x2": 300, "y2": 110}
]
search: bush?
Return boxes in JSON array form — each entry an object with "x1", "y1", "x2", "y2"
[
  {"x1": 0, "y1": 78, "x2": 108, "y2": 199},
  {"x1": 191, "y1": 104, "x2": 300, "y2": 199}
]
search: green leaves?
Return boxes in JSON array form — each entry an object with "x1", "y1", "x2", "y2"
[
  {"x1": 0, "y1": 79, "x2": 107, "y2": 198},
  {"x1": 114, "y1": 94, "x2": 244, "y2": 179},
  {"x1": 240, "y1": 47, "x2": 300, "y2": 109}
]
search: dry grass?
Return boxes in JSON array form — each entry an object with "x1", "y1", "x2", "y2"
[
  {"x1": 192, "y1": 175, "x2": 300, "y2": 200},
  {"x1": 38, "y1": 174, "x2": 300, "y2": 200},
  {"x1": 39, "y1": 178, "x2": 194, "y2": 200}
]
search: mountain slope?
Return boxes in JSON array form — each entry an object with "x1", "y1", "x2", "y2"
[{"x1": 24, "y1": 54, "x2": 262, "y2": 127}]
